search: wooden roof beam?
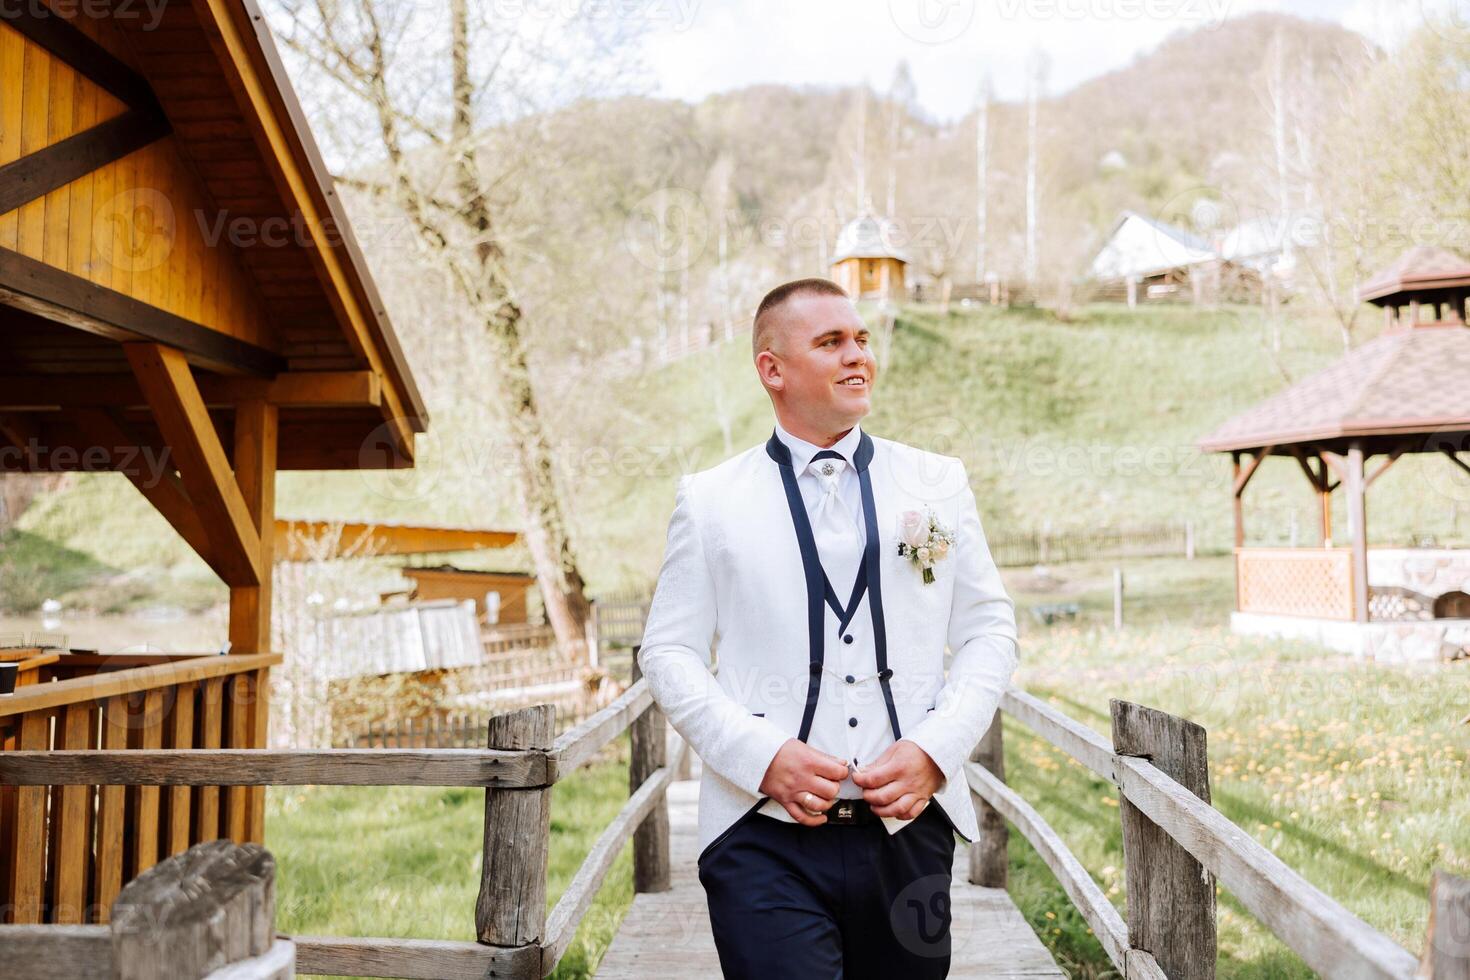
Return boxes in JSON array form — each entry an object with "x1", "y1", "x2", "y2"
[
  {"x1": 124, "y1": 343, "x2": 262, "y2": 587},
  {"x1": 1365, "y1": 447, "x2": 1406, "y2": 489},
  {"x1": 1444, "y1": 449, "x2": 1470, "y2": 480},
  {"x1": 0, "y1": 371, "x2": 381, "y2": 411},
  {"x1": 1232, "y1": 445, "x2": 1274, "y2": 497}
]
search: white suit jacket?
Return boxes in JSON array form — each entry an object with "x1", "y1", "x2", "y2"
[{"x1": 638, "y1": 429, "x2": 1019, "y2": 858}]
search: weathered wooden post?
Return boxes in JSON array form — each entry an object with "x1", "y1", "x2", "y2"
[
  {"x1": 476, "y1": 704, "x2": 555, "y2": 961},
  {"x1": 1111, "y1": 700, "x2": 1216, "y2": 979},
  {"x1": 110, "y1": 839, "x2": 294, "y2": 979},
  {"x1": 630, "y1": 655, "x2": 672, "y2": 893},
  {"x1": 968, "y1": 709, "x2": 1007, "y2": 888},
  {"x1": 1420, "y1": 869, "x2": 1470, "y2": 978}
]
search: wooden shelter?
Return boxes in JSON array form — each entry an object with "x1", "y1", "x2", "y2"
[
  {"x1": 395, "y1": 566, "x2": 537, "y2": 625},
  {"x1": 0, "y1": 0, "x2": 426, "y2": 923},
  {"x1": 830, "y1": 212, "x2": 908, "y2": 300},
  {"x1": 1198, "y1": 247, "x2": 1470, "y2": 661}
]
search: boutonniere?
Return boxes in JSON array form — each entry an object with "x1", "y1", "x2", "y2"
[{"x1": 896, "y1": 509, "x2": 955, "y2": 584}]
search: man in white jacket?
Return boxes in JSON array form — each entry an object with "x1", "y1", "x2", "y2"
[{"x1": 638, "y1": 278, "x2": 1019, "y2": 978}]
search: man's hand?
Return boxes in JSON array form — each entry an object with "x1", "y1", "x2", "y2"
[
  {"x1": 759, "y1": 738, "x2": 850, "y2": 826},
  {"x1": 851, "y1": 739, "x2": 945, "y2": 820}
]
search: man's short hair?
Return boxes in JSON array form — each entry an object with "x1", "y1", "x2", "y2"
[{"x1": 752, "y1": 278, "x2": 851, "y2": 357}]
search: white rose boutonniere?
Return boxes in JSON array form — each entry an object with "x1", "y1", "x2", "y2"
[{"x1": 895, "y1": 508, "x2": 956, "y2": 584}]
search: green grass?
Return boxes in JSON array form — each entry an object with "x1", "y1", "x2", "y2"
[
  {"x1": 15, "y1": 302, "x2": 1470, "y2": 601},
  {"x1": 268, "y1": 743, "x2": 635, "y2": 980},
  {"x1": 1003, "y1": 557, "x2": 1470, "y2": 977}
]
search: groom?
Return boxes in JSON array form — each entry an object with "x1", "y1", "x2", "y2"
[{"x1": 638, "y1": 277, "x2": 1018, "y2": 978}]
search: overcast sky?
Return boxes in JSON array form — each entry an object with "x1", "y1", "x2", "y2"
[{"x1": 638, "y1": 0, "x2": 1428, "y2": 119}]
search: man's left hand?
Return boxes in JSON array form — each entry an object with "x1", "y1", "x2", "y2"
[{"x1": 851, "y1": 739, "x2": 945, "y2": 819}]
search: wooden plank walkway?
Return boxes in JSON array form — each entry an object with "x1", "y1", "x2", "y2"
[{"x1": 596, "y1": 759, "x2": 1065, "y2": 978}]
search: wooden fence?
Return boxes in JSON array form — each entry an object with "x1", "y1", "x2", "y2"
[
  {"x1": 987, "y1": 521, "x2": 1195, "y2": 567},
  {"x1": 0, "y1": 652, "x2": 278, "y2": 926},
  {"x1": 0, "y1": 664, "x2": 683, "y2": 979},
  {"x1": 967, "y1": 692, "x2": 1469, "y2": 978}
]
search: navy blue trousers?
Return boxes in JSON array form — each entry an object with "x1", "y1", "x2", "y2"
[{"x1": 697, "y1": 803, "x2": 958, "y2": 979}]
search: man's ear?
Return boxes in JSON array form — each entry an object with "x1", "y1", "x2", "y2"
[{"x1": 755, "y1": 350, "x2": 783, "y2": 391}]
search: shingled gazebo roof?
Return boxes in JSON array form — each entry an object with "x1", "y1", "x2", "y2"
[
  {"x1": 1197, "y1": 326, "x2": 1470, "y2": 453},
  {"x1": 1357, "y1": 246, "x2": 1470, "y2": 304}
]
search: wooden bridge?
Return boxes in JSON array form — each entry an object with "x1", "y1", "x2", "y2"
[
  {"x1": 2, "y1": 661, "x2": 1467, "y2": 978},
  {"x1": 595, "y1": 755, "x2": 1065, "y2": 978}
]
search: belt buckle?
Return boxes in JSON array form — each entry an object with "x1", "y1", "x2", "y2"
[{"x1": 831, "y1": 800, "x2": 857, "y2": 825}]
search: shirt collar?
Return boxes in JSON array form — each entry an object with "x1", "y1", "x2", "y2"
[{"x1": 773, "y1": 419, "x2": 863, "y2": 476}]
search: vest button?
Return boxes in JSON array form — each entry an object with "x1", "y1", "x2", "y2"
[
  {"x1": 843, "y1": 634, "x2": 854, "y2": 644},
  {"x1": 848, "y1": 717, "x2": 858, "y2": 727},
  {"x1": 845, "y1": 674, "x2": 855, "y2": 684}
]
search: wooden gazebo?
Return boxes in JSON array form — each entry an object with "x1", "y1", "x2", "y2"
[
  {"x1": 830, "y1": 212, "x2": 908, "y2": 300},
  {"x1": 0, "y1": 0, "x2": 426, "y2": 924},
  {"x1": 1198, "y1": 247, "x2": 1470, "y2": 661}
]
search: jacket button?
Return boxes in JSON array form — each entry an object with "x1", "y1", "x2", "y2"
[
  {"x1": 848, "y1": 717, "x2": 858, "y2": 727},
  {"x1": 845, "y1": 674, "x2": 855, "y2": 684},
  {"x1": 843, "y1": 634, "x2": 854, "y2": 644}
]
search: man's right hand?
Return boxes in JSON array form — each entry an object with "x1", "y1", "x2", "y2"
[{"x1": 758, "y1": 738, "x2": 850, "y2": 826}]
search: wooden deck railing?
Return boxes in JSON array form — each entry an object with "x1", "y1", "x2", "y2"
[
  {"x1": 967, "y1": 690, "x2": 1468, "y2": 979},
  {"x1": 0, "y1": 652, "x2": 279, "y2": 926},
  {"x1": 0, "y1": 661, "x2": 683, "y2": 979}
]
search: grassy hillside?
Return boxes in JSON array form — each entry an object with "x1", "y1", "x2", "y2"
[{"x1": 12, "y1": 301, "x2": 1469, "y2": 610}]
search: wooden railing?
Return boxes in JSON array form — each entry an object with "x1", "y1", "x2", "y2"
[
  {"x1": 967, "y1": 690, "x2": 1468, "y2": 978},
  {"x1": 1235, "y1": 546, "x2": 1356, "y2": 619},
  {"x1": 0, "y1": 662, "x2": 683, "y2": 979},
  {"x1": 0, "y1": 652, "x2": 279, "y2": 926}
]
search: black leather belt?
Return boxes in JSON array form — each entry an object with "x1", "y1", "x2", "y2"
[{"x1": 823, "y1": 798, "x2": 878, "y2": 826}]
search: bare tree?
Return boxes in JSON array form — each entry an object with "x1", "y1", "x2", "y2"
[
  {"x1": 270, "y1": 0, "x2": 647, "y2": 660},
  {"x1": 974, "y1": 73, "x2": 991, "y2": 287},
  {"x1": 1024, "y1": 51, "x2": 1048, "y2": 289}
]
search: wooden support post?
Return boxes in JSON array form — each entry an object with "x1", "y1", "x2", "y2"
[
  {"x1": 968, "y1": 710, "x2": 1007, "y2": 888},
  {"x1": 629, "y1": 658, "x2": 671, "y2": 894},
  {"x1": 1184, "y1": 520, "x2": 1195, "y2": 560},
  {"x1": 1111, "y1": 700, "x2": 1216, "y2": 980},
  {"x1": 1420, "y1": 869, "x2": 1470, "y2": 977},
  {"x1": 476, "y1": 704, "x2": 554, "y2": 951},
  {"x1": 230, "y1": 398, "x2": 277, "y2": 654},
  {"x1": 1231, "y1": 453, "x2": 1244, "y2": 549},
  {"x1": 110, "y1": 839, "x2": 293, "y2": 980},
  {"x1": 231, "y1": 399, "x2": 276, "y2": 843},
  {"x1": 1113, "y1": 568, "x2": 1125, "y2": 630},
  {"x1": 1316, "y1": 456, "x2": 1333, "y2": 547},
  {"x1": 1347, "y1": 444, "x2": 1370, "y2": 624}
]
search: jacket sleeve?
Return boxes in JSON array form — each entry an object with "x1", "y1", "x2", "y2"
[
  {"x1": 637, "y1": 474, "x2": 790, "y2": 797},
  {"x1": 903, "y1": 461, "x2": 1019, "y2": 783}
]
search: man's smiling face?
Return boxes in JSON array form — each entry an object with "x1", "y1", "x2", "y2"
[{"x1": 758, "y1": 292, "x2": 877, "y2": 438}]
